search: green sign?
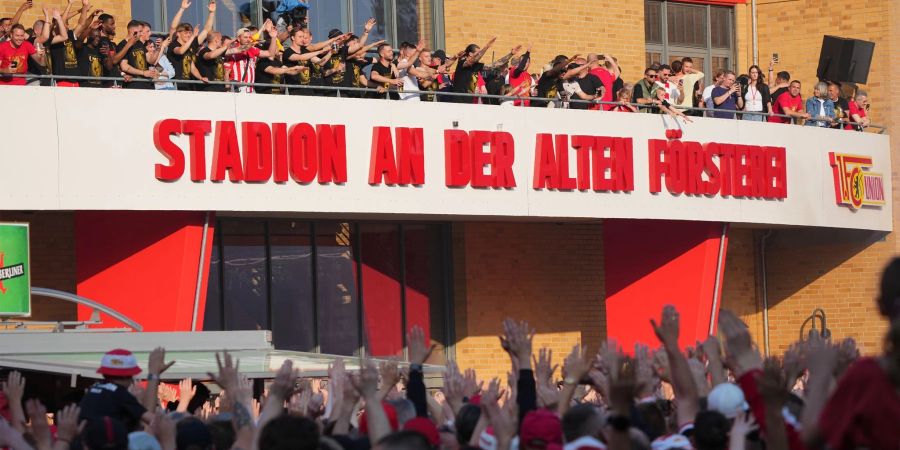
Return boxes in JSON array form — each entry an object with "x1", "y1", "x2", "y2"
[{"x1": 0, "y1": 223, "x2": 30, "y2": 317}]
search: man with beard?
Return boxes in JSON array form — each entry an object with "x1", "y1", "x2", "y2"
[
  {"x1": 282, "y1": 27, "x2": 330, "y2": 95},
  {"x1": 369, "y1": 43, "x2": 403, "y2": 99},
  {"x1": 117, "y1": 20, "x2": 157, "y2": 89}
]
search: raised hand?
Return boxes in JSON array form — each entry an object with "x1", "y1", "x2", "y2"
[
  {"x1": 481, "y1": 378, "x2": 515, "y2": 446},
  {"x1": 442, "y1": 361, "x2": 466, "y2": 413},
  {"x1": 181, "y1": 0, "x2": 191, "y2": 10},
  {"x1": 208, "y1": 351, "x2": 241, "y2": 392},
  {"x1": 500, "y1": 318, "x2": 535, "y2": 369},
  {"x1": 608, "y1": 356, "x2": 636, "y2": 414},
  {"x1": 364, "y1": 18, "x2": 376, "y2": 33},
  {"x1": 633, "y1": 344, "x2": 654, "y2": 396},
  {"x1": 651, "y1": 305, "x2": 680, "y2": 347},
  {"x1": 148, "y1": 347, "x2": 175, "y2": 376},
  {"x1": 835, "y1": 337, "x2": 859, "y2": 377},
  {"x1": 149, "y1": 410, "x2": 176, "y2": 450},
  {"x1": 562, "y1": 344, "x2": 590, "y2": 382},
  {"x1": 730, "y1": 410, "x2": 759, "y2": 439},
  {"x1": 379, "y1": 360, "x2": 401, "y2": 394},
  {"x1": 407, "y1": 326, "x2": 435, "y2": 365},
  {"x1": 351, "y1": 361, "x2": 380, "y2": 400},
  {"x1": 533, "y1": 348, "x2": 557, "y2": 383},
  {"x1": 54, "y1": 405, "x2": 86, "y2": 444},
  {"x1": 207, "y1": 0, "x2": 216, "y2": 13},
  {"x1": 269, "y1": 359, "x2": 299, "y2": 400},
  {"x1": 596, "y1": 339, "x2": 622, "y2": 381},
  {"x1": 652, "y1": 348, "x2": 671, "y2": 382},
  {"x1": 2, "y1": 371, "x2": 25, "y2": 407},
  {"x1": 718, "y1": 309, "x2": 762, "y2": 376},
  {"x1": 756, "y1": 357, "x2": 789, "y2": 408},
  {"x1": 25, "y1": 400, "x2": 51, "y2": 450}
]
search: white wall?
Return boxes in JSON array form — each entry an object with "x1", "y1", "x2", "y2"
[{"x1": 0, "y1": 86, "x2": 891, "y2": 231}]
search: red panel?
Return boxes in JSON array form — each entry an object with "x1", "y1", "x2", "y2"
[
  {"x1": 75, "y1": 211, "x2": 215, "y2": 332},
  {"x1": 403, "y1": 227, "x2": 432, "y2": 345},
  {"x1": 603, "y1": 220, "x2": 727, "y2": 350},
  {"x1": 360, "y1": 224, "x2": 403, "y2": 357}
]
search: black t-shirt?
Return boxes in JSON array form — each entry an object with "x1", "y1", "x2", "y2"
[
  {"x1": 117, "y1": 39, "x2": 152, "y2": 89},
  {"x1": 78, "y1": 382, "x2": 147, "y2": 432},
  {"x1": 346, "y1": 56, "x2": 372, "y2": 88},
  {"x1": 831, "y1": 97, "x2": 850, "y2": 128},
  {"x1": 49, "y1": 30, "x2": 80, "y2": 80},
  {"x1": 283, "y1": 46, "x2": 314, "y2": 89},
  {"x1": 571, "y1": 73, "x2": 602, "y2": 110},
  {"x1": 418, "y1": 72, "x2": 437, "y2": 102},
  {"x1": 323, "y1": 45, "x2": 348, "y2": 88},
  {"x1": 532, "y1": 70, "x2": 562, "y2": 107},
  {"x1": 370, "y1": 61, "x2": 395, "y2": 88},
  {"x1": 195, "y1": 47, "x2": 226, "y2": 92},
  {"x1": 78, "y1": 44, "x2": 107, "y2": 88},
  {"x1": 452, "y1": 58, "x2": 483, "y2": 102},
  {"x1": 167, "y1": 39, "x2": 199, "y2": 81},
  {"x1": 255, "y1": 57, "x2": 283, "y2": 94},
  {"x1": 771, "y1": 86, "x2": 788, "y2": 104}
]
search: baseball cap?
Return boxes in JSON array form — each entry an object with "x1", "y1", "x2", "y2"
[
  {"x1": 520, "y1": 409, "x2": 562, "y2": 449},
  {"x1": 403, "y1": 417, "x2": 440, "y2": 446},
  {"x1": 97, "y1": 349, "x2": 142, "y2": 377},
  {"x1": 328, "y1": 28, "x2": 343, "y2": 39},
  {"x1": 706, "y1": 383, "x2": 748, "y2": 419},
  {"x1": 85, "y1": 417, "x2": 129, "y2": 450}
]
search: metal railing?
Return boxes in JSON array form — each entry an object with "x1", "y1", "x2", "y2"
[
  {"x1": 4, "y1": 73, "x2": 887, "y2": 133},
  {"x1": 0, "y1": 287, "x2": 143, "y2": 332}
]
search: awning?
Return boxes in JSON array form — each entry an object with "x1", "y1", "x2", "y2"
[{"x1": 0, "y1": 330, "x2": 443, "y2": 382}]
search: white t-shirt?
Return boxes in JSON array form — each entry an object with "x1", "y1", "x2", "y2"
[
  {"x1": 398, "y1": 58, "x2": 420, "y2": 101},
  {"x1": 654, "y1": 80, "x2": 682, "y2": 103},
  {"x1": 744, "y1": 84, "x2": 764, "y2": 112},
  {"x1": 702, "y1": 84, "x2": 717, "y2": 102}
]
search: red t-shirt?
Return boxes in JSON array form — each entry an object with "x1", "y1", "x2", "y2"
[
  {"x1": 845, "y1": 101, "x2": 866, "y2": 130},
  {"x1": 769, "y1": 93, "x2": 802, "y2": 123},
  {"x1": 820, "y1": 358, "x2": 900, "y2": 450},
  {"x1": 590, "y1": 67, "x2": 614, "y2": 111},
  {"x1": 0, "y1": 40, "x2": 36, "y2": 85},
  {"x1": 508, "y1": 70, "x2": 531, "y2": 107}
]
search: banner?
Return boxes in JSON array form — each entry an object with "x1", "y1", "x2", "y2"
[{"x1": 0, "y1": 223, "x2": 31, "y2": 317}]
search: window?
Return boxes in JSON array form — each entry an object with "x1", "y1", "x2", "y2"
[
  {"x1": 131, "y1": 0, "x2": 444, "y2": 48},
  {"x1": 204, "y1": 219, "x2": 450, "y2": 363},
  {"x1": 644, "y1": 1, "x2": 734, "y2": 85}
]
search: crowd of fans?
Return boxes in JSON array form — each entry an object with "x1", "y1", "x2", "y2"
[
  {"x1": 0, "y1": 0, "x2": 875, "y2": 128},
  {"x1": 0, "y1": 257, "x2": 898, "y2": 450}
]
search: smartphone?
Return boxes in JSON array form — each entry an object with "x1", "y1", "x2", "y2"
[{"x1": 772, "y1": 53, "x2": 779, "y2": 63}]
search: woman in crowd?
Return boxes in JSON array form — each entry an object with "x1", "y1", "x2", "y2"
[
  {"x1": 804, "y1": 81, "x2": 835, "y2": 127},
  {"x1": 740, "y1": 64, "x2": 770, "y2": 121}
]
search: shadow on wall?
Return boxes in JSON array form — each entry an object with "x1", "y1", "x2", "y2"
[{"x1": 764, "y1": 227, "x2": 887, "y2": 305}]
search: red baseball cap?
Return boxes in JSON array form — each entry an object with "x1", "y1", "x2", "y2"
[
  {"x1": 520, "y1": 409, "x2": 562, "y2": 449},
  {"x1": 403, "y1": 417, "x2": 440, "y2": 446},
  {"x1": 97, "y1": 349, "x2": 142, "y2": 377}
]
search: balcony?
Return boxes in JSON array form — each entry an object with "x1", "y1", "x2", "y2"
[{"x1": 0, "y1": 84, "x2": 891, "y2": 232}]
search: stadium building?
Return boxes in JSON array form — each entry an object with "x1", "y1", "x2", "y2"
[{"x1": 0, "y1": 0, "x2": 897, "y2": 383}]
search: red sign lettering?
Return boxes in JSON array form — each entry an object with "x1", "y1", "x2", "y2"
[
  {"x1": 533, "y1": 134, "x2": 634, "y2": 192},
  {"x1": 650, "y1": 139, "x2": 786, "y2": 199},
  {"x1": 153, "y1": 120, "x2": 347, "y2": 184},
  {"x1": 444, "y1": 129, "x2": 516, "y2": 188}
]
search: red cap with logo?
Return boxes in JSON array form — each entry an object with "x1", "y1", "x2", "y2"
[
  {"x1": 520, "y1": 409, "x2": 563, "y2": 450},
  {"x1": 97, "y1": 349, "x2": 142, "y2": 377}
]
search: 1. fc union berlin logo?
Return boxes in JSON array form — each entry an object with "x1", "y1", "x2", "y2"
[{"x1": 829, "y1": 152, "x2": 885, "y2": 209}]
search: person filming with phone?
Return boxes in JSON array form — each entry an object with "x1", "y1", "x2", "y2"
[
  {"x1": 711, "y1": 70, "x2": 743, "y2": 119},
  {"x1": 0, "y1": 23, "x2": 45, "y2": 85}
]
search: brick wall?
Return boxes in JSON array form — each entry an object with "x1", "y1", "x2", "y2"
[
  {"x1": 442, "y1": 0, "x2": 645, "y2": 89},
  {"x1": 452, "y1": 222, "x2": 605, "y2": 381},
  {"x1": 0, "y1": 0, "x2": 131, "y2": 40},
  {"x1": 0, "y1": 212, "x2": 76, "y2": 322},
  {"x1": 720, "y1": 227, "x2": 765, "y2": 346}
]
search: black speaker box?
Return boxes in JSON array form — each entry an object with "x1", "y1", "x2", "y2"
[{"x1": 817, "y1": 35, "x2": 875, "y2": 84}]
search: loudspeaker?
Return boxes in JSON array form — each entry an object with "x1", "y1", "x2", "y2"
[{"x1": 817, "y1": 35, "x2": 875, "y2": 84}]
